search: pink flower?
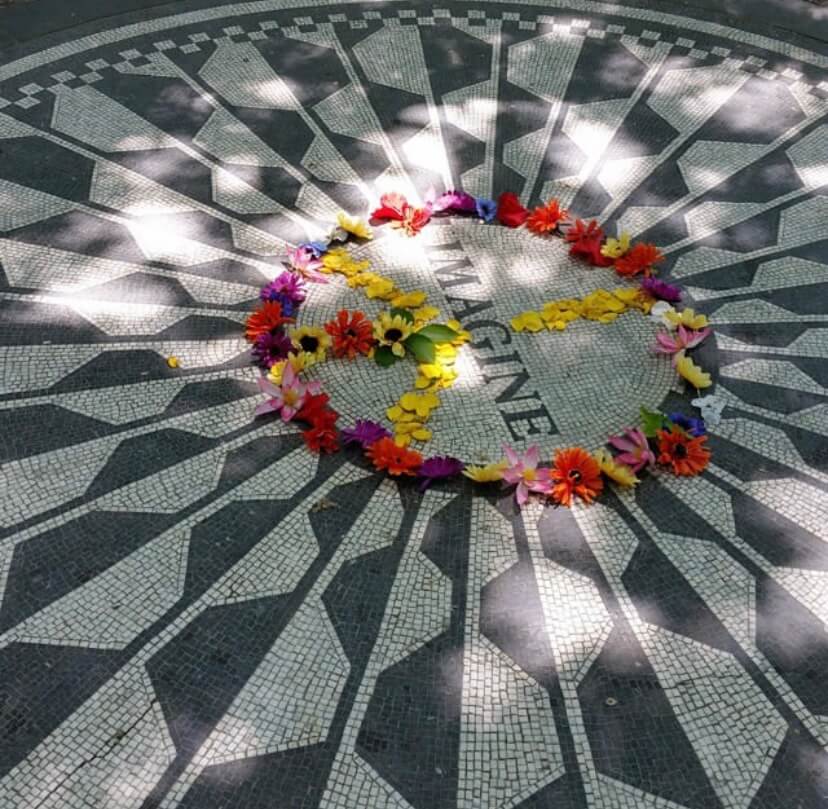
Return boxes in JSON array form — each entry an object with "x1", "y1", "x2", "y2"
[
  {"x1": 607, "y1": 428, "x2": 656, "y2": 473},
  {"x1": 286, "y1": 245, "x2": 327, "y2": 283},
  {"x1": 653, "y1": 325, "x2": 711, "y2": 361},
  {"x1": 502, "y1": 445, "x2": 547, "y2": 505},
  {"x1": 254, "y1": 364, "x2": 322, "y2": 422}
]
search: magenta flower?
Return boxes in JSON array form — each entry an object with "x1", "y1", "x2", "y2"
[
  {"x1": 607, "y1": 428, "x2": 656, "y2": 473},
  {"x1": 261, "y1": 271, "x2": 307, "y2": 304},
  {"x1": 251, "y1": 331, "x2": 293, "y2": 369},
  {"x1": 641, "y1": 277, "x2": 682, "y2": 302},
  {"x1": 653, "y1": 325, "x2": 711, "y2": 361},
  {"x1": 286, "y1": 246, "x2": 327, "y2": 283},
  {"x1": 418, "y1": 456, "x2": 464, "y2": 491},
  {"x1": 432, "y1": 190, "x2": 477, "y2": 214},
  {"x1": 341, "y1": 420, "x2": 391, "y2": 448},
  {"x1": 254, "y1": 364, "x2": 322, "y2": 422},
  {"x1": 502, "y1": 445, "x2": 546, "y2": 505}
]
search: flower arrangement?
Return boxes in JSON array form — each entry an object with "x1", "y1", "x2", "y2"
[{"x1": 244, "y1": 188, "x2": 718, "y2": 507}]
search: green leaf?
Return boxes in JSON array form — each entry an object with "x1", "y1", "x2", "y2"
[
  {"x1": 416, "y1": 324, "x2": 459, "y2": 343},
  {"x1": 389, "y1": 307, "x2": 415, "y2": 324},
  {"x1": 640, "y1": 406, "x2": 668, "y2": 438},
  {"x1": 375, "y1": 345, "x2": 398, "y2": 367},
  {"x1": 403, "y1": 333, "x2": 436, "y2": 363}
]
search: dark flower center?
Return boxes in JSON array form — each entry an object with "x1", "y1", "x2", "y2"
[
  {"x1": 674, "y1": 444, "x2": 688, "y2": 458},
  {"x1": 345, "y1": 328, "x2": 358, "y2": 338},
  {"x1": 385, "y1": 328, "x2": 403, "y2": 342},
  {"x1": 568, "y1": 469, "x2": 582, "y2": 483},
  {"x1": 299, "y1": 335, "x2": 319, "y2": 353}
]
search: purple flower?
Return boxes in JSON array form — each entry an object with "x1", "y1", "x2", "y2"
[
  {"x1": 433, "y1": 190, "x2": 477, "y2": 214},
  {"x1": 341, "y1": 420, "x2": 392, "y2": 448},
  {"x1": 301, "y1": 240, "x2": 329, "y2": 258},
  {"x1": 641, "y1": 277, "x2": 682, "y2": 303},
  {"x1": 417, "y1": 456, "x2": 464, "y2": 491},
  {"x1": 260, "y1": 271, "x2": 307, "y2": 304},
  {"x1": 667, "y1": 412, "x2": 706, "y2": 437},
  {"x1": 475, "y1": 198, "x2": 497, "y2": 223},
  {"x1": 252, "y1": 330, "x2": 293, "y2": 369}
]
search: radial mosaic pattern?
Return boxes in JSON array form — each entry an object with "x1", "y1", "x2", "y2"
[{"x1": 0, "y1": 1, "x2": 827, "y2": 807}]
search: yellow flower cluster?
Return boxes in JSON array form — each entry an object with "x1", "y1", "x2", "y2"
[
  {"x1": 320, "y1": 247, "x2": 432, "y2": 315},
  {"x1": 387, "y1": 391, "x2": 441, "y2": 446},
  {"x1": 511, "y1": 287, "x2": 654, "y2": 332},
  {"x1": 414, "y1": 320, "x2": 471, "y2": 391}
]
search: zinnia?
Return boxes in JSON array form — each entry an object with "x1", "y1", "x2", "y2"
[
  {"x1": 325, "y1": 310, "x2": 374, "y2": 359},
  {"x1": 365, "y1": 437, "x2": 423, "y2": 476},
  {"x1": 526, "y1": 199, "x2": 568, "y2": 234},
  {"x1": 657, "y1": 426, "x2": 710, "y2": 476},
  {"x1": 615, "y1": 243, "x2": 664, "y2": 277},
  {"x1": 245, "y1": 301, "x2": 294, "y2": 343}
]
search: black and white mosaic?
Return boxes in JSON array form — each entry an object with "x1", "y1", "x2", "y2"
[{"x1": 0, "y1": 1, "x2": 827, "y2": 806}]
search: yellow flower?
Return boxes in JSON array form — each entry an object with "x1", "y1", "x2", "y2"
[
  {"x1": 594, "y1": 449, "x2": 639, "y2": 487},
  {"x1": 365, "y1": 276, "x2": 397, "y2": 300},
  {"x1": 266, "y1": 351, "x2": 317, "y2": 383},
  {"x1": 675, "y1": 352, "x2": 712, "y2": 389},
  {"x1": 665, "y1": 307, "x2": 709, "y2": 330},
  {"x1": 463, "y1": 460, "x2": 508, "y2": 483},
  {"x1": 511, "y1": 311, "x2": 544, "y2": 332},
  {"x1": 601, "y1": 231, "x2": 631, "y2": 258},
  {"x1": 337, "y1": 211, "x2": 373, "y2": 240},
  {"x1": 374, "y1": 312, "x2": 413, "y2": 357},
  {"x1": 446, "y1": 319, "x2": 471, "y2": 345},
  {"x1": 289, "y1": 325, "x2": 331, "y2": 363},
  {"x1": 391, "y1": 290, "x2": 427, "y2": 309},
  {"x1": 413, "y1": 306, "x2": 441, "y2": 326}
]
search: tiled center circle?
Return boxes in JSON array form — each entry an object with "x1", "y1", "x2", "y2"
[{"x1": 301, "y1": 218, "x2": 676, "y2": 460}]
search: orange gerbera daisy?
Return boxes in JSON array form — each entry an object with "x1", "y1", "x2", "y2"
[
  {"x1": 614, "y1": 243, "x2": 664, "y2": 277},
  {"x1": 365, "y1": 437, "x2": 423, "y2": 476},
  {"x1": 657, "y1": 426, "x2": 710, "y2": 476},
  {"x1": 526, "y1": 199, "x2": 568, "y2": 234},
  {"x1": 547, "y1": 447, "x2": 604, "y2": 507},
  {"x1": 245, "y1": 301, "x2": 294, "y2": 342},
  {"x1": 324, "y1": 309, "x2": 374, "y2": 359}
]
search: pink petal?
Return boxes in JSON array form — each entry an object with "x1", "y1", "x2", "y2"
[
  {"x1": 254, "y1": 400, "x2": 278, "y2": 417},
  {"x1": 257, "y1": 377, "x2": 280, "y2": 397},
  {"x1": 515, "y1": 483, "x2": 529, "y2": 505},
  {"x1": 281, "y1": 405, "x2": 297, "y2": 422},
  {"x1": 307, "y1": 381, "x2": 323, "y2": 395},
  {"x1": 503, "y1": 445, "x2": 520, "y2": 466},
  {"x1": 608, "y1": 436, "x2": 636, "y2": 453},
  {"x1": 684, "y1": 327, "x2": 711, "y2": 349},
  {"x1": 524, "y1": 445, "x2": 540, "y2": 468}
]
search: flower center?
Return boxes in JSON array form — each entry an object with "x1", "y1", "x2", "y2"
[
  {"x1": 283, "y1": 389, "x2": 300, "y2": 407},
  {"x1": 523, "y1": 468, "x2": 537, "y2": 482},
  {"x1": 345, "y1": 328, "x2": 358, "y2": 338},
  {"x1": 385, "y1": 328, "x2": 403, "y2": 342},
  {"x1": 299, "y1": 335, "x2": 319, "y2": 353},
  {"x1": 674, "y1": 443, "x2": 688, "y2": 458},
  {"x1": 568, "y1": 469, "x2": 582, "y2": 483}
]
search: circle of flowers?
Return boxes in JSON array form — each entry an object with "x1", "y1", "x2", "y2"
[{"x1": 244, "y1": 189, "x2": 718, "y2": 508}]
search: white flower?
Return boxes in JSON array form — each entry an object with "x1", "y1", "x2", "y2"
[
  {"x1": 650, "y1": 301, "x2": 676, "y2": 329},
  {"x1": 692, "y1": 395, "x2": 725, "y2": 427}
]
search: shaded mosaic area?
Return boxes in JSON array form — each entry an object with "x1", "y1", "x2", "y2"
[{"x1": 0, "y1": 1, "x2": 827, "y2": 807}]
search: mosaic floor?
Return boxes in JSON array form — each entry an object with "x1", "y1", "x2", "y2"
[{"x1": 1, "y1": 1, "x2": 827, "y2": 807}]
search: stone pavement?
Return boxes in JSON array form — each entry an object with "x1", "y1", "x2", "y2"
[{"x1": 0, "y1": 1, "x2": 827, "y2": 807}]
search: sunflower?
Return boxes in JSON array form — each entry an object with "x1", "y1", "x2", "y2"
[
  {"x1": 289, "y1": 325, "x2": 331, "y2": 363},
  {"x1": 546, "y1": 447, "x2": 604, "y2": 507},
  {"x1": 373, "y1": 312, "x2": 413, "y2": 357},
  {"x1": 365, "y1": 437, "x2": 423, "y2": 476},
  {"x1": 657, "y1": 426, "x2": 710, "y2": 476},
  {"x1": 324, "y1": 310, "x2": 374, "y2": 359},
  {"x1": 244, "y1": 301, "x2": 294, "y2": 343}
]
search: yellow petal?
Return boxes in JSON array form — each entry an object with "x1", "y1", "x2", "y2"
[
  {"x1": 391, "y1": 291, "x2": 427, "y2": 308},
  {"x1": 594, "y1": 449, "x2": 639, "y2": 487},
  {"x1": 511, "y1": 311, "x2": 544, "y2": 332},
  {"x1": 412, "y1": 428, "x2": 432, "y2": 441},
  {"x1": 675, "y1": 352, "x2": 712, "y2": 389},
  {"x1": 387, "y1": 405, "x2": 404, "y2": 422},
  {"x1": 413, "y1": 306, "x2": 441, "y2": 324},
  {"x1": 462, "y1": 461, "x2": 507, "y2": 483},
  {"x1": 337, "y1": 211, "x2": 373, "y2": 240}
]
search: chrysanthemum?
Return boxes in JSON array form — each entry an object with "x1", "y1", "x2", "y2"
[
  {"x1": 365, "y1": 437, "x2": 423, "y2": 476},
  {"x1": 341, "y1": 420, "x2": 391, "y2": 448},
  {"x1": 289, "y1": 325, "x2": 331, "y2": 363},
  {"x1": 245, "y1": 301, "x2": 294, "y2": 343},
  {"x1": 641, "y1": 276, "x2": 681, "y2": 302},
  {"x1": 526, "y1": 199, "x2": 568, "y2": 234},
  {"x1": 260, "y1": 271, "x2": 307, "y2": 304},
  {"x1": 614, "y1": 243, "x2": 664, "y2": 277},
  {"x1": 251, "y1": 330, "x2": 293, "y2": 369},
  {"x1": 544, "y1": 447, "x2": 604, "y2": 507},
  {"x1": 324, "y1": 310, "x2": 374, "y2": 359},
  {"x1": 657, "y1": 426, "x2": 710, "y2": 476},
  {"x1": 373, "y1": 312, "x2": 413, "y2": 357}
]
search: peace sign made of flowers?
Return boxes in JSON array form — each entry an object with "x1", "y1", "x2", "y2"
[{"x1": 244, "y1": 187, "x2": 717, "y2": 509}]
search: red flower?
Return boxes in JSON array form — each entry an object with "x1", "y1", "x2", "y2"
[
  {"x1": 365, "y1": 437, "x2": 422, "y2": 476},
  {"x1": 615, "y1": 243, "x2": 664, "y2": 277},
  {"x1": 547, "y1": 447, "x2": 604, "y2": 507},
  {"x1": 496, "y1": 192, "x2": 528, "y2": 228},
  {"x1": 244, "y1": 301, "x2": 294, "y2": 343},
  {"x1": 657, "y1": 426, "x2": 710, "y2": 476},
  {"x1": 296, "y1": 392, "x2": 332, "y2": 424},
  {"x1": 526, "y1": 199, "x2": 568, "y2": 234},
  {"x1": 303, "y1": 419, "x2": 339, "y2": 453},
  {"x1": 565, "y1": 219, "x2": 613, "y2": 267},
  {"x1": 393, "y1": 204, "x2": 431, "y2": 236},
  {"x1": 371, "y1": 192, "x2": 408, "y2": 222},
  {"x1": 325, "y1": 310, "x2": 374, "y2": 359}
]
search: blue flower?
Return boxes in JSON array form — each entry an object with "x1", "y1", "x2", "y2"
[
  {"x1": 475, "y1": 197, "x2": 497, "y2": 223},
  {"x1": 668, "y1": 412, "x2": 706, "y2": 437},
  {"x1": 300, "y1": 240, "x2": 329, "y2": 258}
]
